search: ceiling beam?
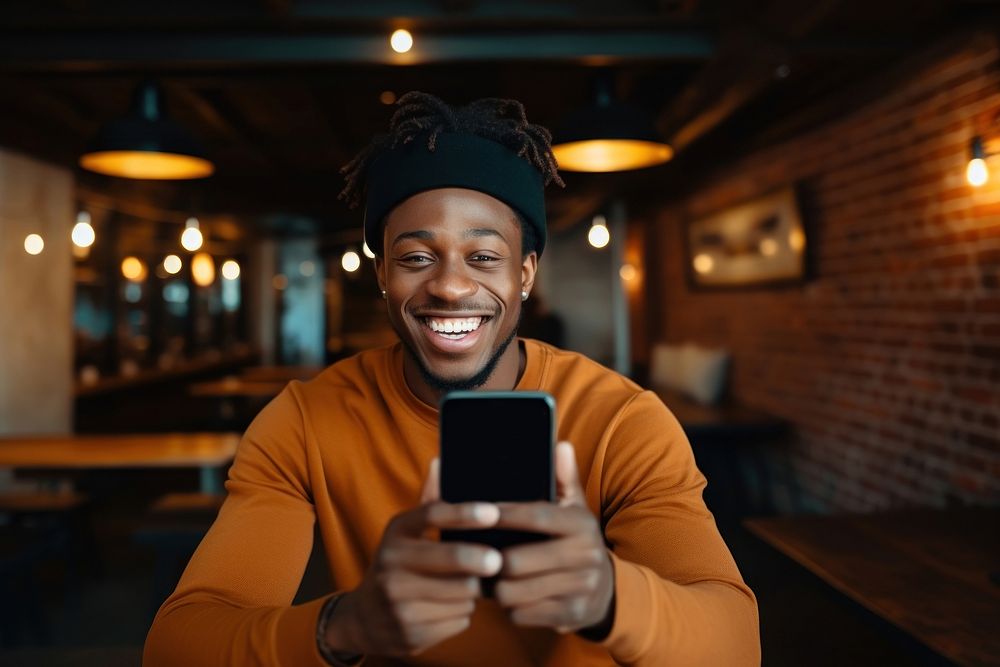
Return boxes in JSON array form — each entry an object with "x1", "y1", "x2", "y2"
[{"x1": 0, "y1": 29, "x2": 716, "y2": 71}]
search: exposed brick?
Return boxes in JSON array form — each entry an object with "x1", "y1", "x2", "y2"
[{"x1": 650, "y1": 33, "x2": 1000, "y2": 512}]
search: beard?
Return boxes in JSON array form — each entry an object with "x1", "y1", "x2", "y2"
[{"x1": 397, "y1": 308, "x2": 522, "y2": 394}]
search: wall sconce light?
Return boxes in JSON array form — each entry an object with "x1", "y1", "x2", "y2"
[{"x1": 967, "y1": 136, "x2": 991, "y2": 187}]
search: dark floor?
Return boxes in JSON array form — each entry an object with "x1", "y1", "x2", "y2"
[{"x1": 0, "y1": 488, "x2": 946, "y2": 667}]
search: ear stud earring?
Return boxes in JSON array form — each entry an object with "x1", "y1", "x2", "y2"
[
  {"x1": 380, "y1": 290, "x2": 387, "y2": 299},
  {"x1": 521, "y1": 290, "x2": 529, "y2": 301}
]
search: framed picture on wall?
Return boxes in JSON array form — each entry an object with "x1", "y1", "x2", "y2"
[{"x1": 685, "y1": 186, "x2": 807, "y2": 289}]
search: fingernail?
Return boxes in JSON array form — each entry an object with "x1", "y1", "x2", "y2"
[
  {"x1": 474, "y1": 503, "x2": 499, "y2": 524},
  {"x1": 483, "y1": 550, "x2": 502, "y2": 574}
]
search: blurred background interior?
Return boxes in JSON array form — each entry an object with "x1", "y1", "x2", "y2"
[{"x1": 0, "y1": 1, "x2": 998, "y2": 665}]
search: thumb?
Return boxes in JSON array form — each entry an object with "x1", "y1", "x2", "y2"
[
  {"x1": 555, "y1": 442, "x2": 584, "y2": 507},
  {"x1": 420, "y1": 457, "x2": 440, "y2": 504}
]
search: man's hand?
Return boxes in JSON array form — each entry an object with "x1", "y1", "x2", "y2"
[
  {"x1": 493, "y1": 442, "x2": 615, "y2": 635},
  {"x1": 325, "y1": 459, "x2": 502, "y2": 657}
]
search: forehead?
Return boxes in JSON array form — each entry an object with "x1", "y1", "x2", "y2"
[{"x1": 383, "y1": 188, "x2": 521, "y2": 241}]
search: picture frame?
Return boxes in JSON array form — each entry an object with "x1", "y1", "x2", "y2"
[{"x1": 685, "y1": 186, "x2": 807, "y2": 290}]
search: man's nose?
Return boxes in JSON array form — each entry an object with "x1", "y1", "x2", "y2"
[{"x1": 426, "y1": 258, "x2": 477, "y2": 302}]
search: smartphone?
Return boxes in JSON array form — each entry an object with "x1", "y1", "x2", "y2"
[{"x1": 439, "y1": 390, "x2": 556, "y2": 552}]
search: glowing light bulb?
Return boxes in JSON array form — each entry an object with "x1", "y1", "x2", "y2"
[
  {"x1": 362, "y1": 242, "x2": 376, "y2": 259},
  {"x1": 163, "y1": 254, "x2": 182, "y2": 274},
  {"x1": 221, "y1": 260, "x2": 240, "y2": 280},
  {"x1": 72, "y1": 211, "x2": 96, "y2": 248},
  {"x1": 588, "y1": 216, "x2": 610, "y2": 249},
  {"x1": 121, "y1": 256, "x2": 147, "y2": 282},
  {"x1": 693, "y1": 254, "x2": 715, "y2": 274},
  {"x1": 191, "y1": 253, "x2": 215, "y2": 286},
  {"x1": 24, "y1": 234, "x2": 44, "y2": 255},
  {"x1": 390, "y1": 29, "x2": 413, "y2": 54},
  {"x1": 181, "y1": 217, "x2": 203, "y2": 251},
  {"x1": 967, "y1": 157, "x2": 989, "y2": 187},
  {"x1": 342, "y1": 250, "x2": 361, "y2": 272}
]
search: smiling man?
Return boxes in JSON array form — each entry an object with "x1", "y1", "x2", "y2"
[{"x1": 144, "y1": 92, "x2": 760, "y2": 667}]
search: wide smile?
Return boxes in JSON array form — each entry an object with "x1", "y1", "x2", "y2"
[{"x1": 416, "y1": 314, "x2": 493, "y2": 353}]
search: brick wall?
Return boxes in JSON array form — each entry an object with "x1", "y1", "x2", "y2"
[{"x1": 650, "y1": 32, "x2": 1000, "y2": 512}]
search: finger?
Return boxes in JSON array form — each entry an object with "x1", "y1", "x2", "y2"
[
  {"x1": 508, "y1": 596, "x2": 591, "y2": 631},
  {"x1": 380, "y1": 539, "x2": 502, "y2": 577},
  {"x1": 388, "y1": 501, "x2": 498, "y2": 539},
  {"x1": 406, "y1": 617, "x2": 472, "y2": 654},
  {"x1": 495, "y1": 569, "x2": 601, "y2": 608},
  {"x1": 494, "y1": 501, "x2": 594, "y2": 538},
  {"x1": 395, "y1": 599, "x2": 476, "y2": 625},
  {"x1": 420, "y1": 458, "x2": 440, "y2": 504},
  {"x1": 501, "y1": 534, "x2": 606, "y2": 578},
  {"x1": 379, "y1": 570, "x2": 481, "y2": 602},
  {"x1": 555, "y1": 442, "x2": 585, "y2": 507}
]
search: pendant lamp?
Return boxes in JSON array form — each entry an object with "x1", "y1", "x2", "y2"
[
  {"x1": 551, "y1": 74, "x2": 673, "y2": 173},
  {"x1": 80, "y1": 81, "x2": 214, "y2": 180}
]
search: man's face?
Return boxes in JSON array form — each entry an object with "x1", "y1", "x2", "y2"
[{"x1": 375, "y1": 188, "x2": 537, "y2": 394}]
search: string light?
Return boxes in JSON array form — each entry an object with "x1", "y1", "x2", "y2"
[
  {"x1": 390, "y1": 29, "x2": 413, "y2": 54},
  {"x1": 181, "y1": 217, "x2": 203, "y2": 251},
  {"x1": 342, "y1": 250, "x2": 361, "y2": 272},
  {"x1": 221, "y1": 260, "x2": 240, "y2": 280},
  {"x1": 163, "y1": 254, "x2": 182, "y2": 274},
  {"x1": 24, "y1": 234, "x2": 44, "y2": 255},
  {"x1": 72, "y1": 211, "x2": 96, "y2": 248}
]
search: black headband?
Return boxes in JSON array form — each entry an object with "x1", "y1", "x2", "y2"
[{"x1": 363, "y1": 132, "x2": 547, "y2": 256}]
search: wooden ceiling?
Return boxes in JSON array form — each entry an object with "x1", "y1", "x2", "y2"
[{"x1": 0, "y1": 0, "x2": 995, "y2": 250}]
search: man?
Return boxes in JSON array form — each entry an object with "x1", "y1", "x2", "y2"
[{"x1": 144, "y1": 92, "x2": 760, "y2": 666}]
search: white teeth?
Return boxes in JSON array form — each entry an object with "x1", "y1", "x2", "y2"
[{"x1": 426, "y1": 317, "x2": 483, "y2": 334}]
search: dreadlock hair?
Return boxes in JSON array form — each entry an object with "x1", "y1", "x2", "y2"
[{"x1": 339, "y1": 91, "x2": 564, "y2": 257}]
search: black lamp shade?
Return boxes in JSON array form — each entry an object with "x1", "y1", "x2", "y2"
[{"x1": 80, "y1": 81, "x2": 214, "y2": 180}]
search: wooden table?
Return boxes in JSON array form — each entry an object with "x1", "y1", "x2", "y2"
[
  {"x1": 0, "y1": 433, "x2": 240, "y2": 494},
  {"x1": 240, "y1": 365, "x2": 322, "y2": 383},
  {"x1": 745, "y1": 508, "x2": 1000, "y2": 667},
  {"x1": 188, "y1": 378, "x2": 287, "y2": 398}
]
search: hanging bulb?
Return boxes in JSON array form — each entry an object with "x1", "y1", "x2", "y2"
[
  {"x1": 967, "y1": 137, "x2": 989, "y2": 187},
  {"x1": 342, "y1": 250, "x2": 361, "y2": 272},
  {"x1": 72, "y1": 211, "x2": 96, "y2": 248},
  {"x1": 181, "y1": 217, "x2": 203, "y2": 251},
  {"x1": 390, "y1": 29, "x2": 413, "y2": 54},
  {"x1": 588, "y1": 215, "x2": 610, "y2": 249}
]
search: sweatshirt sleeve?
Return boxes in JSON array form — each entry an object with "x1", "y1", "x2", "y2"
[
  {"x1": 596, "y1": 390, "x2": 761, "y2": 666},
  {"x1": 143, "y1": 386, "x2": 335, "y2": 667}
]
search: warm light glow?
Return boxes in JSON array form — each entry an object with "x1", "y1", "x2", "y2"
[
  {"x1": 619, "y1": 264, "x2": 638, "y2": 281},
  {"x1": 390, "y1": 29, "x2": 413, "y2": 53},
  {"x1": 163, "y1": 254, "x2": 182, "y2": 274},
  {"x1": 552, "y1": 139, "x2": 673, "y2": 172},
  {"x1": 967, "y1": 157, "x2": 989, "y2": 187},
  {"x1": 272, "y1": 274, "x2": 288, "y2": 290},
  {"x1": 693, "y1": 254, "x2": 715, "y2": 274},
  {"x1": 72, "y1": 211, "x2": 96, "y2": 248},
  {"x1": 221, "y1": 260, "x2": 241, "y2": 280},
  {"x1": 362, "y1": 242, "x2": 376, "y2": 259},
  {"x1": 788, "y1": 228, "x2": 806, "y2": 252},
  {"x1": 342, "y1": 250, "x2": 361, "y2": 272},
  {"x1": 191, "y1": 253, "x2": 215, "y2": 287},
  {"x1": 24, "y1": 234, "x2": 44, "y2": 255},
  {"x1": 588, "y1": 219, "x2": 610, "y2": 249},
  {"x1": 79, "y1": 151, "x2": 214, "y2": 180},
  {"x1": 380, "y1": 91, "x2": 397, "y2": 105},
  {"x1": 299, "y1": 260, "x2": 315, "y2": 277},
  {"x1": 181, "y1": 217, "x2": 203, "y2": 251},
  {"x1": 759, "y1": 238, "x2": 779, "y2": 257},
  {"x1": 121, "y1": 256, "x2": 148, "y2": 282}
]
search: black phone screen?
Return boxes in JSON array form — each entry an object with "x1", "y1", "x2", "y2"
[{"x1": 440, "y1": 391, "x2": 555, "y2": 552}]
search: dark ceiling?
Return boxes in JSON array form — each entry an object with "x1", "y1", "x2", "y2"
[{"x1": 0, "y1": 0, "x2": 996, "y2": 251}]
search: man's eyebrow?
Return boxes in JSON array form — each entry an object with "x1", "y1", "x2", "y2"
[
  {"x1": 390, "y1": 230, "x2": 434, "y2": 248},
  {"x1": 464, "y1": 228, "x2": 507, "y2": 242}
]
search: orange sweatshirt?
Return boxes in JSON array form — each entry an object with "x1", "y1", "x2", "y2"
[{"x1": 144, "y1": 339, "x2": 760, "y2": 666}]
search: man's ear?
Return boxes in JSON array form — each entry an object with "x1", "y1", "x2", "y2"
[
  {"x1": 374, "y1": 255, "x2": 387, "y2": 294},
  {"x1": 521, "y1": 250, "x2": 538, "y2": 296}
]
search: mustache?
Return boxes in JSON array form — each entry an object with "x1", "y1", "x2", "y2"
[{"x1": 410, "y1": 299, "x2": 498, "y2": 316}]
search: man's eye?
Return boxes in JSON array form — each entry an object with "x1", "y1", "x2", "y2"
[
  {"x1": 400, "y1": 255, "x2": 432, "y2": 264},
  {"x1": 470, "y1": 255, "x2": 500, "y2": 262}
]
